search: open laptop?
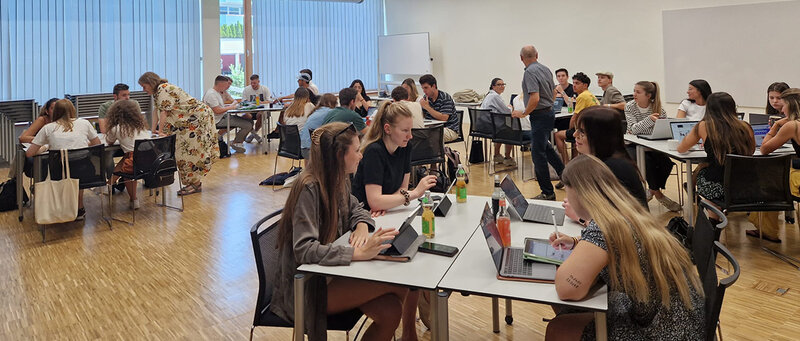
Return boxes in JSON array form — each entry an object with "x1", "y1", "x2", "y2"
[
  {"x1": 637, "y1": 118, "x2": 688, "y2": 140},
  {"x1": 749, "y1": 113, "x2": 769, "y2": 125},
  {"x1": 752, "y1": 123, "x2": 770, "y2": 147},
  {"x1": 500, "y1": 176, "x2": 565, "y2": 225},
  {"x1": 670, "y1": 121, "x2": 702, "y2": 151},
  {"x1": 478, "y1": 203, "x2": 557, "y2": 282}
]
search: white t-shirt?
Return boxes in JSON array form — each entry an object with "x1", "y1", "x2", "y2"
[
  {"x1": 400, "y1": 101, "x2": 425, "y2": 128},
  {"x1": 32, "y1": 118, "x2": 98, "y2": 150},
  {"x1": 512, "y1": 95, "x2": 532, "y2": 131},
  {"x1": 202, "y1": 88, "x2": 226, "y2": 123},
  {"x1": 678, "y1": 99, "x2": 706, "y2": 120},
  {"x1": 284, "y1": 102, "x2": 315, "y2": 135},
  {"x1": 308, "y1": 81, "x2": 320, "y2": 95},
  {"x1": 105, "y1": 127, "x2": 152, "y2": 153},
  {"x1": 242, "y1": 85, "x2": 272, "y2": 102}
]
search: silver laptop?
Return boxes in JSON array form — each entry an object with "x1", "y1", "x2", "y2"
[
  {"x1": 670, "y1": 121, "x2": 702, "y2": 151},
  {"x1": 638, "y1": 118, "x2": 689, "y2": 140},
  {"x1": 500, "y1": 176, "x2": 565, "y2": 225},
  {"x1": 752, "y1": 123, "x2": 770, "y2": 147},
  {"x1": 478, "y1": 203, "x2": 556, "y2": 281}
]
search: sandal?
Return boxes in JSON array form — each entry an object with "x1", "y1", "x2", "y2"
[
  {"x1": 177, "y1": 184, "x2": 202, "y2": 196},
  {"x1": 745, "y1": 229, "x2": 781, "y2": 243}
]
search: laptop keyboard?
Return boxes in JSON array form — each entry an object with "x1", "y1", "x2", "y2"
[
  {"x1": 524, "y1": 204, "x2": 563, "y2": 224},
  {"x1": 503, "y1": 248, "x2": 532, "y2": 276}
]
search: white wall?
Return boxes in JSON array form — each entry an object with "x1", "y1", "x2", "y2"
[
  {"x1": 384, "y1": 0, "x2": 782, "y2": 113},
  {"x1": 201, "y1": 0, "x2": 221, "y2": 95}
]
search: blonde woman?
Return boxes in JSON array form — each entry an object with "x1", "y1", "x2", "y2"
[
  {"x1": 401, "y1": 78, "x2": 420, "y2": 102},
  {"x1": 546, "y1": 155, "x2": 704, "y2": 340},
  {"x1": 138, "y1": 71, "x2": 219, "y2": 196},
  {"x1": 283, "y1": 87, "x2": 315, "y2": 138}
]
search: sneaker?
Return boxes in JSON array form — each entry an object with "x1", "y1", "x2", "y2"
[
  {"x1": 503, "y1": 157, "x2": 517, "y2": 167},
  {"x1": 76, "y1": 208, "x2": 86, "y2": 221},
  {"x1": 646, "y1": 190, "x2": 654, "y2": 202},
  {"x1": 532, "y1": 192, "x2": 556, "y2": 201},
  {"x1": 114, "y1": 182, "x2": 126, "y2": 194},
  {"x1": 555, "y1": 181, "x2": 565, "y2": 190},
  {"x1": 130, "y1": 199, "x2": 140, "y2": 210},
  {"x1": 231, "y1": 143, "x2": 246, "y2": 153},
  {"x1": 245, "y1": 133, "x2": 255, "y2": 143},
  {"x1": 252, "y1": 133, "x2": 263, "y2": 143},
  {"x1": 493, "y1": 154, "x2": 505, "y2": 164},
  {"x1": 657, "y1": 195, "x2": 682, "y2": 212}
]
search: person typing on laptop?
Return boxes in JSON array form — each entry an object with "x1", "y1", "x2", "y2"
[
  {"x1": 624, "y1": 81, "x2": 682, "y2": 211},
  {"x1": 544, "y1": 155, "x2": 704, "y2": 341}
]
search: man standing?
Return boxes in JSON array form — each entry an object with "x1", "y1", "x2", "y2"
[
  {"x1": 321, "y1": 87, "x2": 368, "y2": 134},
  {"x1": 203, "y1": 75, "x2": 252, "y2": 153},
  {"x1": 596, "y1": 71, "x2": 626, "y2": 111},
  {"x1": 242, "y1": 74, "x2": 272, "y2": 143},
  {"x1": 419, "y1": 74, "x2": 459, "y2": 142},
  {"x1": 98, "y1": 83, "x2": 131, "y2": 133},
  {"x1": 512, "y1": 45, "x2": 564, "y2": 200}
]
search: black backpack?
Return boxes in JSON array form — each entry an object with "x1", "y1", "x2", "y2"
[
  {"x1": 666, "y1": 216, "x2": 693, "y2": 251},
  {"x1": 0, "y1": 178, "x2": 28, "y2": 212},
  {"x1": 218, "y1": 139, "x2": 230, "y2": 158},
  {"x1": 143, "y1": 153, "x2": 177, "y2": 189}
]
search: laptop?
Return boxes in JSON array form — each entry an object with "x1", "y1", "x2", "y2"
[
  {"x1": 749, "y1": 113, "x2": 769, "y2": 125},
  {"x1": 637, "y1": 118, "x2": 688, "y2": 140},
  {"x1": 670, "y1": 121, "x2": 702, "y2": 151},
  {"x1": 478, "y1": 203, "x2": 557, "y2": 282},
  {"x1": 752, "y1": 123, "x2": 770, "y2": 147},
  {"x1": 500, "y1": 176, "x2": 565, "y2": 225}
]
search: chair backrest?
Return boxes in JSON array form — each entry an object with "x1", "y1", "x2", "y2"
[
  {"x1": 0, "y1": 99, "x2": 38, "y2": 123},
  {"x1": 132, "y1": 135, "x2": 178, "y2": 177},
  {"x1": 452, "y1": 110, "x2": 465, "y2": 140},
  {"x1": 467, "y1": 108, "x2": 494, "y2": 137},
  {"x1": 250, "y1": 209, "x2": 284, "y2": 325},
  {"x1": 66, "y1": 91, "x2": 153, "y2": 118},
  {"x1": 693, "y1": 200, "x2": 728, "y2": 283},
  {"x1": 703, "y1": 241, "x2": 740, "y2": 341},
  {"x1": 723, "y1": 154, "x2": 793, "y2": 212},
  {"x1": 47, "y1": 144, "x2": 106, "y2": 189},
  {"x1": 410, "y1": 125, "x2": 445, "y2": 166},
  {"x1": 0, "y1": 113, "x2": 16, "y2": 164},
  {"x1": 277, "y1": 123, "x2": 302, "y2": 160},
  {"x1": 489, "y1": 112, "x2": 528, "y2": 145},
  {"x1": 623, "y1": 94, "x2": 634, "y2": 102}
]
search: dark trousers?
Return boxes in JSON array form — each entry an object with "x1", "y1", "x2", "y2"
[
  {"x1": 644, "y1": 151, "x2": 674, "y2": 190},
  {"x1": 529, "y1": 108, "x2": 565, "y2": 195}
]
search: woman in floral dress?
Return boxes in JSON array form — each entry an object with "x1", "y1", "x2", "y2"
[{"x1": 138, "y1": 72, "x2": 219, "y2": 195}]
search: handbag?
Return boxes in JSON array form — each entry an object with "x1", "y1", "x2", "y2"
[
  {"x1": 35, "y1": 150, "x2": 80, "y2": 224},
  {"x1": 468, "y1": 140, "x2": 484, "y2": 164}
]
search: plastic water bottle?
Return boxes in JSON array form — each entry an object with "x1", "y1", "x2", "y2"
[
  {"x1": 497, "y1": 197, "x2": 511, "y2": 247},
  {"x1": 491, "y1": 175, "x2": 503, "y2": 217},
  {"x1": 455, "y1": 164, "x2": 467, "y2": 203},
  {"x1": 421, "y1": 191, "x2": 435, "y2": 238}
]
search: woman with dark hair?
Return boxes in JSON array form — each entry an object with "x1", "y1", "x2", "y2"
[
  {"x1": 350, "y1": 79, "x2": 372, "y2": 118},
  {"x1": 676, "y1": 79, "x2": 712, "y2": 120},
  {"x1": 678, "y1": 92, "x2": 755, "y2": 219},
  {"x1": 574, "y1": 106, "x2": 647, "y2": 208},
  {"x1": 480, "y1": 77, "x2": 529, "y2": 166},
  {"x1": 766, "y1": 82, "x2": 790, "y2": 117}
]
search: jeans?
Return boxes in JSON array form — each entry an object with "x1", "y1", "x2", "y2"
[{"x1": 529, "y1": 108, "x2": 565, "y2": 195}]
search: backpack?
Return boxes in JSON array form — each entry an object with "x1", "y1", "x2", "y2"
[
  {"x1": 218, "y1": 139, "x2": 231, "y2": 158},
  {"x1": 444, "y1": 147, "x2": 468, "y2": 184},
  {"x1": 0, "y1": 178, "x2": 28, "y2": 212},
  {"x1": 143, "y1": 153, "x2": 177, "y2": 189},
  {"x1": 666, "y1": 216, "x2": 693, "y2": 251}
]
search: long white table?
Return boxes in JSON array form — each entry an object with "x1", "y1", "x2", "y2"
[
  {"x1": 295, "y1": 194, "x2": 486, "y2": 341},
  {"x1": 437, "y1": 199, "x2": 608, "y2": 340},
  {"x1": 624, "y1": 134, "x2": 796, "y2": 220}
]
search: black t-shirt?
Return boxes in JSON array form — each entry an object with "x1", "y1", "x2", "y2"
[
  {"x1": 351, "y1": 139, "x2": 412, "y2": 211},
  {"x1": 603, "y1": 157, "x2": 648, "y2": 209},
  {"x1": 557, "y1": 83, "x2": 575, "y2": 99}
]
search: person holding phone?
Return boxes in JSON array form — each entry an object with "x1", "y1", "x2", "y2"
[
  {"x1": 545, "y1": 155, "x2": 704, "y2": 340},
  {"x1": 270, "y1": 122, "x2": 418, "y2": 341}
]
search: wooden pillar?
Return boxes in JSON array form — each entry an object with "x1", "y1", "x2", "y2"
[{"x1": 243, "y1": 0, "x2": 253, "y2": 79}]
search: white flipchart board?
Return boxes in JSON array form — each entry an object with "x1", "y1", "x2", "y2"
[
  {"x1": 662, "y1": 1, "x2": 800, "y2": 107},
  {"x1": 378, "y1": 33, "x2": 432, "y2": 76}
]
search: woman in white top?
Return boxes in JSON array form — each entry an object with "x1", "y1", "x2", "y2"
[
  {"x1": 480, "y1": 78, "x2": 521, "y2": 166},
  {"x1": 283, "y1": 88, "x2": 315, "y2": 136},
  {"x1": 27, "y1": 99, "x2": 102, "y2": 220},
  {"x1": 676, "y1": 79, "x2": 711, "y2": 120},
  {"x1": 390, "y1": 86, "x2": 424, "y2": 128},
  {"x1": 105, "y1": 100, "x2": 152, "y2": 209}
]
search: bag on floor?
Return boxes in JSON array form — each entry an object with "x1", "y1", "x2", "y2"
[
  {"x1": 0, "y1": 178, "x2": 28, "y2": 212},
  {"x1": 35, "y1": 150, "x2": 79, "y2": 224},
  {"x1": 444, "y1": 147, "x2": 468, "y2": 184},
  {"x1": 666, "y1": 216, "x2": 692, "y2": 251},
  {"x1": 468, "y1": 140, "x2": 484, "y2": 164},
  {"x1": 218, "y1": 139, "x2": 230, "y2": 159}
]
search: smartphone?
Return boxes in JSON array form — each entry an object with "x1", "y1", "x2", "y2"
[{"x1": 418, "y1": 242, "x2": 458, "y2": 257}]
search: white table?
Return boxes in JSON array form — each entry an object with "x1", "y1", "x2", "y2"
[
  {"x1": 624, "y1": 134, "x2": 796, "y2": 220},
  {"x1": 437, "y1": 199, "x2": 608, "y2": 340},
  {"x1": 295, "y1": 195, "x2": 493, "y2": 341},
  {"x1": 226, "y1": 106, "x2": 284, "y2": 154}
]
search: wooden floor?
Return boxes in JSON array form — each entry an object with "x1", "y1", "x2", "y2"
[{"x1": 1, "y1": 135, "x2": 799, "y2": 340}]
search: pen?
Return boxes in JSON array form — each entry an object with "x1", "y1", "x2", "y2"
[{"x1": 551, "y1": 209, "x2": 559, "y2": 236}]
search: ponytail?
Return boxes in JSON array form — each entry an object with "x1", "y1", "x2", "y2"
[{"x1": 650, "y1": 82, "x2": 663, "y2": 116}]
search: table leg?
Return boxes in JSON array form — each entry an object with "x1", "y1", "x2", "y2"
[
  {"x1": 226, "y1": 114, "x2": 231, "y2": 152},
  {"x1": 16, "y1": 147, "x2": 23, "y2": 222},
  {"x1": 636, "y1": 145, "x2": 646, "y2": 181},
  {"x1": 434, "y1": 290, "x2": 450, "y2": 341},
  {"x1": 431, "y1": 289, "x2": 439, "y2": 339},
  {"x1": 594, "y1": 311, "x2": 607, "y2": 341},
  {"x1": 684, "y1": 160, "x2": 694, "y2": 221},
  {"x1": 491, "y1": 297, "x2": 500, "y2": 333},
  {"x1": 293, "y1": 274, "x2": 305, "y2": 341},
  {"x1": 264, "y1": 111, "x2": 271, "y2": 155}
]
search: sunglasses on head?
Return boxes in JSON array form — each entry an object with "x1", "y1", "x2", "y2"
[{"x1": 334, "y1": 122, "x2": 357, "y2": 139}]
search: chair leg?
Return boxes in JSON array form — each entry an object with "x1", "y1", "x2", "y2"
[
  {"x1": 249, "y1": 326, "x2": 255, "y2": 341},
  {"x1": 717, "y1": 322, "x2": 723, "y2": 341},
  {"x1": 40, "y1": 223, "x2": 45, "y2": 243},
  {"x1": 110, "y1": 180, "x2": 133, "y2": 226},
  {"x1": 272, "y1": 156, "x2": 279, "y2": 191}
]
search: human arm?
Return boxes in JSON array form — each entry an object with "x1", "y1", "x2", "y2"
[
  {"x1": 676, "y1": 100, "x2": 688, "y2": 118},
  {"x1": 607, "y1": 102, "x2": 626, "y2": 111},
  {"x1": 761, "y1": 119, "x2": 794, "y2": 155},
  {"x1": 18, "y1": 116, "x2": 47, "y2": 144},
  {"x1": 677, "y1": 122, "x2": 704, "y2": 153},
  {"x1": 364, "y1": 174, "x2": 436, "y2": 212},
  {"x1": 512, "y1": 92, "x2": 540, "y2": 118},
  {"x1": 88, "y1": 137, "x2": 101, "y2": 146},
  {"x1": 625, "y1": 102, "x2": 657, "y2": 135},
  {"x1": 553, "y1": 237, "x2": 608, "y2": 300},
  {"x1": 157, "y1": 111, "x2": 168, "y2": 136},
  {"x1": 419, "y1": 97, "x2": 451, "y2": 121}
]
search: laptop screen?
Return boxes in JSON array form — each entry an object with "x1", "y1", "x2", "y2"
[
  {"x1": 753, "y1": 124, "x2": 770, "y2": 146},
  {"x1": 500, "y1": 176, "x2": 529, "y2": 215},
  {"x1": 670, "y1": 121, "x2": 698, "y2": 141},
  {"x1": 478, "y1": 203, "x2": 504, "y2": 271}
]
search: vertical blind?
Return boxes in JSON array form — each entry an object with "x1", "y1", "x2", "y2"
[
  {"x1": 252, "y1": 0, "x2": 383, "y2": 98},
  {"x1": 0, "y1": 0, "x2": 203, "y2": 103}
]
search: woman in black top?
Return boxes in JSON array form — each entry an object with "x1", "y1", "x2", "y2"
[
  {"x1": 573, "y1": 106, "x2": 648, "y2": 209},
  {"x1": 350, "y1": 79, "x2": 372, "y2": 118}
]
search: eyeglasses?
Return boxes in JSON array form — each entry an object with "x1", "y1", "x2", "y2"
[
  {"x1": 334, "y1": 122, "x2": 357, "y2": 139},
  {"x1": 496, "y1": 83, "x2": 506, "y2": 86}
]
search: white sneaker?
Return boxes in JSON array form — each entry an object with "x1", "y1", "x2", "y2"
[
  {"x1": 252, "y1": 133, "x2": 263, "y2": 143},
  {"x1": 231, "y1": 143, "x2": 246, "y2": 153},
  {"x1": 245, "y1": 133, "x2": 255, "y2": 143},
  {"x1": 130, "y1": 199, "x2": 140, "y2": 210},
  {"x1": 503, "y1": 157, "x2": 517, "y2": 167},
  {"x1": 493, "y1": 154, "x2": 505, "y2": 164}
]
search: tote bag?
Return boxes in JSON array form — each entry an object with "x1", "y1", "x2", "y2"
[{"x1": 35, "y1": 150, "x2": 80, "y2": 224}]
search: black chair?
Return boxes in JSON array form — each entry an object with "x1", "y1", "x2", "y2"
[
  {"x1": 489, "y1": 112, "x2": 533, "y2": 180},
  {"x1": 411, "y1": 124, "x2": 446, "y2": 165},
  {"x1": 467, "y1": 108, "x2": 494, "y2": 164},
  {"x1": 270, "y1": 123, "x2": 304, "y2": 191},
  {"x1": 249, "y1": 210, "x2": 363, "y2": 340},
  {"x1": 623, "y1": 94, "x2": 634, "y2": 102},
  {"x1": 693, "y1": 200, "x2": 728, "y2": 281},
  {"x1": 701, "y1": 241, "x2": 741, "y2": 341},
  {"x1": 112, "y1": 135, "x2": 183, "y2": 224},
  {"x1": 43, "y1": 144, "x2": 111, "y2": 241},
  {"x1": 445, "y1": 110, "x2": 467, "y2": 151}
]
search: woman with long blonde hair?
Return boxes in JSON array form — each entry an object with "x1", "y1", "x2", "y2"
[
  {"x1": 546, "y1": 155, "x2": 704, "y2": 340},
  {"x1": 401, "y1": 78, "x2": 419, "y2": 102},
  {"x1": 282, "y1": 88, "x2": 315, "y2": 142}
]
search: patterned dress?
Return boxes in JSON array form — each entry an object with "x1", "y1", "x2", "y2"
[{"x1": 155, "y1": 83, "x2": 219, "y2": 186}]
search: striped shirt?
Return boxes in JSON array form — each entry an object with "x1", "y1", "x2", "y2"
[
  {"x1": 424, "y1": 90, "x2": 458, "y2": 132},
  {"x1": 624, "y1": 100, "x2": 667, "y2": 135}
]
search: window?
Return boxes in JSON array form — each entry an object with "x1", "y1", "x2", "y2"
[{"x1": 220, "y1": 0, "x2": 245, "y2": 97}]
